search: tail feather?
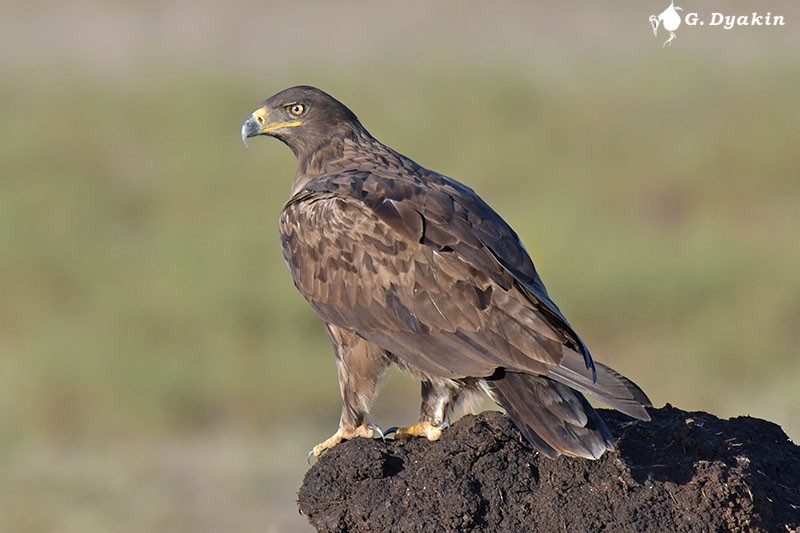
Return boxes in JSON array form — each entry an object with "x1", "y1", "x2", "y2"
[
  {"x1": 483, "y1": 371, "x2": 614, "y2": 459},
  {"x1": 548, "y1": 347, "x2": 652, "y2": 421}
]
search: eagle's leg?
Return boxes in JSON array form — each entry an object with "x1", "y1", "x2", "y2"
[
  {"x1": 311, "y1": 324, "x2": 390, "y2": 457},
  {"x1": 394, "y1": 380, "x2": 459, "y2": 441}
]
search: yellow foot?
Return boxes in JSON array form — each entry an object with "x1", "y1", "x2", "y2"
[
  {"x1": 310, "y1": 424, "x2": 376, "y2": 458},
  {"x1": 393, "y1": 421, "x2": 443, "y2": 441}
]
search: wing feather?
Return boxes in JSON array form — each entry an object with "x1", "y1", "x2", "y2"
[
  {"x1": 281, "y1": 174, "x2": 572, "y2": 381},
  {"x1": 281, "y1": 170, "x2": 645, "y2": 414}
]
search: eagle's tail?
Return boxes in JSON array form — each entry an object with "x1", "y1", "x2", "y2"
[
  {"x1": 483, "y1": 371, "x2": 615, "y2": 459},
  {"x1": 549, "y1": 347, "x2": 652, "y2": 422}
]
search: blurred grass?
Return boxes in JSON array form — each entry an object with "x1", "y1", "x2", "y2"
[{"x1": 1, "y1": 52, "x2": 799, "y2": 530}]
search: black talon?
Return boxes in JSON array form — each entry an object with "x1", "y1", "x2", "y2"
[{"x1": 369, "y1": 423, "x2": 386, "y2": 442}]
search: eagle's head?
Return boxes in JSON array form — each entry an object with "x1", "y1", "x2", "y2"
[{"x1": 241, "y1": 85, "x2": 364, "y2": 158}]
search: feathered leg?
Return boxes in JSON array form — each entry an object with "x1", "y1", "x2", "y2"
[{"x1": 311, "y1": 324, "x2": 390, "y2": 457}]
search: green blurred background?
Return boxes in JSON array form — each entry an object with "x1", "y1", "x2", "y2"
[{"x1": 1, "y1": 1, "x2": 798, "y2": 531}]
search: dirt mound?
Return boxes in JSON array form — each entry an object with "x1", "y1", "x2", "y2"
[{"x1": 298, "y1": 405, "x2": 799, "y2": 532}]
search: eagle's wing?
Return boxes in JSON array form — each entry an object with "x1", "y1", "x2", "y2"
[
  {"x1": 281, "y1": 170, "x2": 649, "y2": 419},
  {"x1": 420, "y1": 172, "x2": 595, "y2": 369}
]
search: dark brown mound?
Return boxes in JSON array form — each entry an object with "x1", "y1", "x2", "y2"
[{"x1": 298, "y1": 405, "x2": 800, "y2": 532}]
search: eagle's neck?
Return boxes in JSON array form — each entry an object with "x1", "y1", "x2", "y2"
[{"x1": 290, "y1": 128, "x2": 410, "y2": 197}]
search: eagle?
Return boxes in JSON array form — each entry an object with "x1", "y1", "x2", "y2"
[{"x1": 241, "y1": 86, "x2": 651, "y2": 460}]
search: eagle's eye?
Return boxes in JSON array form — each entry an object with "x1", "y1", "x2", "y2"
[{"x1": 287, "y1": 104, "x2": 306, "y2": 117}]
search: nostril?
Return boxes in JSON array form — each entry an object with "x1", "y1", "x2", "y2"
[{"x1": 256, "y1": 115, "x2": 264, "y2": 124}]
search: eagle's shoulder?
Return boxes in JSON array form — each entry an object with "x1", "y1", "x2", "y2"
[{"x1": 288, "y1": 168, "x2": 554, "y2": 294}]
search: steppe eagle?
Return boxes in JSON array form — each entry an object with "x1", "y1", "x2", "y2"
[{"x1": 241, "y1": 86, "x2": 651, "y2": 459}]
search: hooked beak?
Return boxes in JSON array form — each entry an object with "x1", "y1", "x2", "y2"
[{"x1": 241, "y1": 106, "x2": 269, "y2": 147}]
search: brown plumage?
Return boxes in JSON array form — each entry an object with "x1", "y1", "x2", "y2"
[{"x1": 242, "y1": 85, "x2": 651, "y2": 459}]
